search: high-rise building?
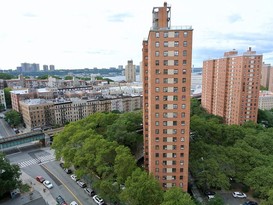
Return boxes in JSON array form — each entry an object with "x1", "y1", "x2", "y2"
[
  {"x1": 142, "y1": 2, "x2": 193, "y2": 191},
  {"x1": 261, "y1": 63, "x2": 273, "y2": 92},
  {"x1": 43, "y1": 65, "x2": 49, "y2": 71},
  {"x1": 202, "y1": 47, "x2": 262, "y2": 125},
  {"x1": 125, "y1": 60, "x2": 136, "y2": 82},
  {"x1": 49, "y1": 65, "x2": 55, "y2": 71}
]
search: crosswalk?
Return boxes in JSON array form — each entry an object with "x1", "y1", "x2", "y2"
[{"x1": 17, "y1": 154, "x2": 55, "y2": 168}]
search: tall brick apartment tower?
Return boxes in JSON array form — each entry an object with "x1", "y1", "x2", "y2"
[
  {"x1": 202, "y1": 47, "x2": 262, "y2": 125},
  {"x1": 142, "y1": 2, "x2": 193, "y2": 191}
]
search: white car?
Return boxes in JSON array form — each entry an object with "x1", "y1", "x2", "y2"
[
  {"x1": 70, "y1": 201, "x2": 78, "y2": 205},
  {"x1": 232, "y1": 191, "x2": 247, "y2": 198},
  {"x1": 43, "y1": 180, "x2": 53, "y2": 189},
  {"x1": 70, "y1": 174, "x2": 78, "y2": 181},
  {"x1": 93, "y1": 195, "x2": 104, "y2": 205}
]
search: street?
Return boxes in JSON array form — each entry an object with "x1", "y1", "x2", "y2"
[
  {"x1": 6, "y1": 147, "x2": 97, "y2": 205},
  {"x1": 0, "y1": 118, "x2": 15, "y2": 138}
]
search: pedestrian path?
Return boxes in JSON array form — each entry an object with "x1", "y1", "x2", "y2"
[{"x1": 17, "y1": 154, "x2": 55, "y2": 168}]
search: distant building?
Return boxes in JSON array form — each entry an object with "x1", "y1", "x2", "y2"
[
  {"x1": 259, "y1": 91, "x2": 273, "y2": 110},
  {"x1": 20, "y1": 63, "x2": 40, "y2": 72},
  {"x1": 118, "y1": 65, "x2": 123, "y2": 70},
  {"x1": 139, "y1": 61, "x2": 143, "y2": 82},
  {"x1": 43, "y1": 65, "x2": 49, "y2": 71},
  {"x1": 0, "y1": 89, "x2": 6, "y2": 109},
  {"x1": 125, "y1": 60, "x2": 136, "y2": 82},
  {"x1": 49, "y1": 65, "x2": 55, "y2": 71},
  {"x1": 202, "y1": 47, "x2": 262, "y2": 125},
  {"x1": 261, "y1": 63, "x2": 273, "y2": 92}
]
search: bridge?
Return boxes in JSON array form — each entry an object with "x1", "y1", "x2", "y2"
[{"x1": 0, "y1": 127, "x2": 64, "y2": 150}]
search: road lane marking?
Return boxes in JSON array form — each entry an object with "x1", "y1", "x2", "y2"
[{"x1": 41, "y1": 164, "x2": 83, "y2": 205}]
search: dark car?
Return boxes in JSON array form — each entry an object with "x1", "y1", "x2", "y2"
[
  {"x1": 84, "y1": 187, "x2": 96, "y2": 196},
  {"x1": 64, "y1": 168, "x2": 72, "y2": 174},
  {"x1": 204, "y1": 190, "x2": 216, "y2": 199},
  {"x1": 35, "y1": 176, "x2": 45, "y2": 183},
  {"x1": 243, "y1": 201, "x2": 258, "y2": 205},
  {"x1": 60, "y1": 163, "x2": 64, "y2": 168},
  {"x1": 56, "y1": 195, "x2": 68, "y2": 205}
]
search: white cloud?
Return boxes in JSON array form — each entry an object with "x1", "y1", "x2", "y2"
[{"x1": 0, "y1": 0, "x2": 272, "y2": 69}]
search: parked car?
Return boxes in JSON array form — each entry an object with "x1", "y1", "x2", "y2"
[
  {"x1": 60, "y1": 163, "x2": 64, "y2": 168},
  {"x1": 77, "y1": 180, "x2": 87, "y2": 188},
  {"x1": 84, "y1": 187, "x2": 96, "y2": 197},
  {"x1": 43, "y1": 180, "x2": 53, "y2": 189},
  {"x1": 64, "y1": 168, "x2": 72, "y2": 174},
  {"x1": 93, "y1": 195, "x2": 104, "y2": 205},
  {"x1": 35, "y1": 176, "x2": 45, "y2": 183},
  {"x1": 70, "y1": 201, "x2": 78, "y2": 205},
  {"x1": 233, "y1": 192, "x2": 247, "y2": 198},
  {"x1": 243, "y1": 201, "x2": 258, "y2": 205},
  {"x1": 56, "y1": 195, "x2": 68, "y2": 205},
  {"x1": 205, "y1": 190, "x2": 216, "y2": 199},
  {"x1": 70, "y1": 174, "x2": 79, "y2": 181}
]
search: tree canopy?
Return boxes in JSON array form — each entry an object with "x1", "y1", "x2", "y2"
[
  {"x1": 190, "y1": 98, "x2": 273, "y2": 201},
  {"x1": 0, "y1": 153, "x2": 21, "y2": 197},
  {"x1": 4, "y1": 110, "x2": 22, "y2": 127}
]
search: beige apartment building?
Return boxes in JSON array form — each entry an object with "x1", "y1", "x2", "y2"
[
  {"x1": 202, "y1": 48, "x2": 262, "y2": 125},
  {"x1": 259, "y1": 91, "x2": 273, "y2": 110},
  {"x1": 0, "y1": 89, "x2": 6, "y2": 109},
  {"x1": 125, "y1": 60, "x2": 136, "y2": 82},
  {"x1": 19, "y1": 95, "x2": 142, "y2": 130},
  {"x1": 142, "y1": 2, "x2": 193, "y2": 191},
  {"x1": 261, "y1": 63, "x2": 272, "y2": 89}
]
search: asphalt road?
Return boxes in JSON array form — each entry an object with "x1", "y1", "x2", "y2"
[
  {"x1": 0, "y1": 118, "x2": 15, "y2": 138},
  {"x1": 6, "y1": 147, "x2": 98, "y2": 205}
]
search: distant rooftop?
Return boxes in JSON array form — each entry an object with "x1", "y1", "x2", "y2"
[{"x1": 150, "y1": 25, "x2": 193, "y2": 31}]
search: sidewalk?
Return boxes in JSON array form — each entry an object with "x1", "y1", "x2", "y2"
[{"x1": 20, "y1": 171, "x2": 56, "y2": 205}]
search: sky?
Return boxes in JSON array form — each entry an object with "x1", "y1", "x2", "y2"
[{"x1": 0, "y1": 0, "x2": 273, "y2": 70}]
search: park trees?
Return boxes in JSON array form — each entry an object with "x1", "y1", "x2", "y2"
[
  {"x1": 0, "y1": 153, "x2": 21, "y2": 197},
  {"x1": 4, "y1": 110, "x2": 22, "y2": 127},
  {"x1": 161, "y1": 187, "x2": 195, "y2": 205}
]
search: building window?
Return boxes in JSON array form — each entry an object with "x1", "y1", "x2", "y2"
[
  {"x1": 163, "y1": 78, "x2": 168, "y2": 83},
  {"x1": 183, "y1": 31, "x2": 188, "y2": 37},
  {"x1": 174, "y1": 69, "x2": 178, "y2": 74},
  {"x1": 155, "y1": 153, "x2": 159, "y2": 157},
  {"x1": 163, "y1": 96, "x2": 168, "y2": 101},
  {"x1": 180, "y1": 145, "x2": 184, "y2": 150},
  {"x1": 164, "y1": 51, "x2": 168, "y2": 56},
  {"x1": 164, "y1": 60, "x2": 168, "y2": 66},
  {"x1": 174, "y1": 41, "x2": 179, "y2": 47},
  {"x1": 183, "y1": 41, "x2": 187, "y2": 47},
  {"x1": 156, "y1": 69, "x2": 160, "y2": 74},
  {"x1": 174, "y1": 32, "x2": 179, "y2": 37},
  {"x1": 182, "y1": 95, "x2": 186, "y2": 100},
  {"x1": 155, "y1": 51, "x2": 159, "y2": 56},
  {"x1": 182, "y1": 78, "x2": 186, "y2": 83},
  {"x1": 155, "y1": 113, "x2": 159, "y2": 118},
  {"x1": 173, "y1": 104, "x2": 178, "y2": 109},
  {"x1": 155, "y1": 32, "x2": 159, "y2": 38},
  {"x1": 163, "y1": 121, "x2": 167, "y2": 126},
  {"x1": 173, "y1": 121, "x2": 177, "y2": 126},
  {"x1": 155, "y1": 87, "x2": 160, "y2": 92},
  {"x1": 156, "y1": 42, "x2": 160, "y2": 47},
  {"x1": 155, "y1": 96, "x2": 159, "y2": 101},
  {"x1": 182, "y1": 104, "x2": 186, "y2": 109},
  {"x1": 173, "y1": 96, "x2": 178, "y2": 101},
  {"x1": 155, "y1": 60, "x2": 159, "y2": 66},
  {"x1": 164, "y1": 41, "x2": 168, "y2": 47},
  {"x1": 155, "y1": 129, "x2": 159, "y2": 134},
  {"x1": 174, "y1": 60, "x2": 179, "y2": 66},
  {"x1": 164, "y1": 69, "x2": 168, "y2": 74},
  {"x1": 155, "y1": 145, "x2": 159, "y2": 149},
  {"x1": 163, "y1": 104, "x2": 168, "y2": 109},
  {"x1": 164, "y1": 32, "x2": 168, "y2": 38},
  {"x1": 183, "y1": 50, "x2": 187, "y2": 56},
  {"x1": 155, "y1": 78, "x2": 160, "y2": 83},
  {"x1": 174, "y1": 87, "x2": 178, "y2": 92},
  {"x1": 163, "y1": 87, "x2": 168, "y2": 92},
  {"x1": 182, "y1": 87, "x2": 186, "y2": 92},
  {"x1": 174, "y1": 51, "x2": 179, "y2": 56},
  {"x1": 174, "y1": 78, "x2": 178, "y2": 83},
  {"x1": 155, "y1": 160, "x2": 159, "y2": 165},
  {"x1": 155, "y1": 104, "x2": 159, "y2": 109},
  {"x1": 181, "y1": 121, "x2": 185, "y2": 126},
  {"x1": 182, "y1": 69, "x2": 186, "y2": 74},
  {"x1": 183, "y1": 60, "x2": 187, "y2": 65},
  {"x1": 181, "y1": 112, "x2": 185, "y2": 118}
]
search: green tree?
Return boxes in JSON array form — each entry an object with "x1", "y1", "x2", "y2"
[
  {"x1": 36, "y1": 74, "x2": 49, "y2": 79},
  {"x1": 64, "y1": 76, "x2": 73, "y2": 80},
  {"x1": 4, "y1": 88, "x2": 12, "y2": 108},
  {"x1": 4, "y1": 110, "x2": 22, "y2": 127},
  {"x1": 0, "y1": 104, "x2": 5, "y2": 111},
  {"x1": 161, "y1": 187, "x2": 195, "y2": 205},
  {"x1": 120, "y1": 168, "x2": 163, "y2": 205},
  {"x1": 0, "y1": 153, "x2": 22, "y2": 197},
  {"x1": 261, "y1": 189, "x2": 273, "y2": 205},
  {"x1": 0, "y1": 73, "x2": 14, "y2": 80}
]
